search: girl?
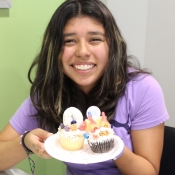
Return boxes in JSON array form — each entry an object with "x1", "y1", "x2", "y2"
[{"x1": 0, "y1": 0, "x2": 169, "y2": 174}]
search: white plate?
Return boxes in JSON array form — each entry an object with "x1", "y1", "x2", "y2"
[{"x1": 44, "y1": 134, "x2": 124, "y2": 164}]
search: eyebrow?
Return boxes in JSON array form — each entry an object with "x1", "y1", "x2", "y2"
[
  {"x1": 63, "y1": 31, "x2": 105, "y2": 37},
  {"x1": 88, "y1": 31, "x2": 105, "y2": 36}
]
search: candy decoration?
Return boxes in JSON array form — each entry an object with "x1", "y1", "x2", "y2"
[
  {"x1": 88, "y1": 116, "x2": 99, "y2": 132},
  {"x1": 70, "y1": 124, "x2": 77, "y2": 131},
  {"x1": 91, "y1": 127, "x2": 98, "y2": 133},
  {"x1": 84, "y1": 133, "x2": 89, "y2": 139},
  {"x1": 85, "y1": 119, "x2": 91, "y2": 132},
  {"x1": 92, "y1": 134, "x2": 99, "y2": 140},
  {"x1": 101, "y1": 112, "x2": 110, "y2": 128},
  {"x1": 71, "y1": 120, "x2": 77, "y2": 124},
  {"x1": 79, "y1": 121, "x2": 86, "y2": 131},
  {"x1": 88, "y1": 116, "x2": 96, "y2": 124},
  {"x1": 60, "y1": 123, "x2": 65, "y2": 129},
  {"x1": 64, "y1": 126, "x2": 70, "y2": 132}
]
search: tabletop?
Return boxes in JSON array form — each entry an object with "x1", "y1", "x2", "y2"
[{"x1": 0, "y1": 168, "x2": 30, "y2": 175}]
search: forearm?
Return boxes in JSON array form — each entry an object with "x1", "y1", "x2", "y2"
[
  {"x1": 114, "y1": 146, "x2": 158, "y2": 175},
  {"x1": 0, "y1": 136, "x2": 27, "y2": 171}
]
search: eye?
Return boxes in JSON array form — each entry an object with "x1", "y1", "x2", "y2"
[
  {"x1": 91, "y1": 38, "x2": 102, "y2": 42},
  {"x1": 64, "y1": 39, "x2": 76, "y2": 45}
]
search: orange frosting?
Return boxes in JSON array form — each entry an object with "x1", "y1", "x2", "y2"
[{"x1": 78, "y1": 112, "x2": 110, "y2": 132}]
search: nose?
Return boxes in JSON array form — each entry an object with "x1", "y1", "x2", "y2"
[{"x1": 75, "y1": 41, "x2": 91, "y2": 58}]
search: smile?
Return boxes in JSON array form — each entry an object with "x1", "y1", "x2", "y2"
[{"x1": 74, "y1": 64, "x2": 94, "y2": 71}]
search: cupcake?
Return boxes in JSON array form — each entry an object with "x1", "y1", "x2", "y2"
[
  {"x1": 57, "y1": 107, "x2": 85, "y2": 151},
  {"x1": 87, "y1": 127, "x2": 115, "y2": 153},
  {"x1": 83, "y1": 107, "x2": 115, "y2": 153}
]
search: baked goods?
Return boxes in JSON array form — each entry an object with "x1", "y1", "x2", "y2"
[
  {"x1": 57, "y1": 106, "x2": 115, "y2": 153},
  {"x1": 83, "y1": 107, "x2": 115, "y2": 153},
  {"x1": 57, "y1": 107, "x2": 85, "y2": 151},
  {"x1": 87, "y1": 126, "x2": 115, "y2": 153}
]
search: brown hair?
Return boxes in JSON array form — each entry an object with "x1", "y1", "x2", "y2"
[{"x1": 28, "y1": 0, "x2": 149, "y2": 133}]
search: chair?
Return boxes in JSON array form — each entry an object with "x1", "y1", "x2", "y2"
[{"x1": 159, "y1": 126, "x2": 175, "y2": 175}]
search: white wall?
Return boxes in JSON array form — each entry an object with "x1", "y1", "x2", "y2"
[
  {"x1": 107, "y1": 0, "x2": 148, "y2": 66},
  {"x1": 100, "y1": 0, "x2": 107, "y2": 4},
  {"x1": 106, "y1": 0, "x2": 175, "y2": 127},
  {"x1": 144, "y1": 0, "x2": 175, "y2": 127}
]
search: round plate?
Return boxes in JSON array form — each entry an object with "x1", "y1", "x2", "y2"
[{"x1": 44, "y1": 134, "x2": 124, "y2": 164}]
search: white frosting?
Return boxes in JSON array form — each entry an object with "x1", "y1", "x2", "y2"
[
  {"x1": 58, "y1": 127, "x2": 85, "y2": 141},
  {"x1": 57, "y1": 107, "x2": 85, "y2": 142}
]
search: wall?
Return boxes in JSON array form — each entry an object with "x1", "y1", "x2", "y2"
[
  {"x1": 107, "y1": 0, "x2": 175, "y2": 127},
  {"x1": 144, "y1": 0, "x2": 175, "y2": 127},
  {"x1": 0, "y1": 0, "x2": 66, "y2": 174},
  {"x1": 108, "y1": 0, "x2": 148, "y2": 66},
  {"x1": 1, "y1": 0, "x2": 174, "y2": 174},
  {"x1": 100, "y1": 0, "x2": 107, "y2": 5}
]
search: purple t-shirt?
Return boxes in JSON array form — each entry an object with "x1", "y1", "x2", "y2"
[{"x1": 10, "y1": 74, "x2": 169, "y2": 175}]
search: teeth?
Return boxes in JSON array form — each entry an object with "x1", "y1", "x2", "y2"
[{"x1": 74, "y1": 65, "x2": 93, "y2": 70}]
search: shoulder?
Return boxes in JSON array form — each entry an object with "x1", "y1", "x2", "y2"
[
  {"x1": 126, "y1": 69, "x2": 167, "y2": 109},
  {"x1": 127, "y1": 72, "x2": 160, "y2": 89},
  {"x1": 127, "y1": 68, "x2": 160, "y2": 92},
  {"x1": 126, "y1": 73, "x2": 169, "y2": 130},
  {"x1": 9, "y1": 97, "x2": 38, "y2": 134},
  {"x1": 20, "y1": 96, "x2": 36, "y2": 113},
  {"x1": 126, "y1": 73, "x2": 161, "y2": 102}
]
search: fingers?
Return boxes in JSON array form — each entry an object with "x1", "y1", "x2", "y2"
[
  {"x1": 30, "y1": 128, "x2": 53, "y2": 140},
  {"x1": 35, "y1": 148, "x2": 52, "y2": 159},
  {"x1": 32, "y1": 141, "x2": 45, "y2": 150},
  {"x1": 24, "y1": 128, "x2": 53, "y2": 159}
]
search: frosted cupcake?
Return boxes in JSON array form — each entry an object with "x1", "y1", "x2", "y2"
[
  {"x1": 87, "y1": 126, "x2": 115, "y2": 153},
  {"x1": 82, "y1": 106, "x2": 115, "y2": 153},
  {"x1": 57, "y1": 107, "x2": 85, "y2": 151}
]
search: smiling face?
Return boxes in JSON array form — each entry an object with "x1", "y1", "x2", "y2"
[{"x1": 61, "y1": 16, "x2": 109, "y2": 94}]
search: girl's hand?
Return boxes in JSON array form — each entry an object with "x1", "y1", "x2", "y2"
[{"x1": 24, "y1": 128, "x2": 53, "y2": 159}]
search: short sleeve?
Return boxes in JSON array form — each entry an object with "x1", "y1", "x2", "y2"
[
  {"x1": 9, "y1": 97, "x2": 38, "y2": 134},
  {"x1": 131, "y1": 75, "x2": 169, "y2": 130}
]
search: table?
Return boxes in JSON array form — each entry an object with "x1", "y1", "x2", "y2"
[{"x1": 0, "y1": 168, "x2": 30, "y2": 175}]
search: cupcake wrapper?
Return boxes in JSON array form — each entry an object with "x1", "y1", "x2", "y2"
[{"x1": 88, "y1": 139, "x2": 114, "y2": 153}]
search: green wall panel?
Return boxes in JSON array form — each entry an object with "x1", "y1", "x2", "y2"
[{"x1": 0, "y1": 0, "x2": 66, "y2": 174}]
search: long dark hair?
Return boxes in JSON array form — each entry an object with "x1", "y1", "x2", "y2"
[{"x1": 28, "y1": 0, "x2": 149, "y2": 133}]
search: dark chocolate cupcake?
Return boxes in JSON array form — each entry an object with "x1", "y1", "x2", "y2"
[{"x1": 87, "y1": 127, "x2": 115, "y2": 153}]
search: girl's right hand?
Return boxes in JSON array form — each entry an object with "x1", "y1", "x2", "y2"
[{"x1": 24, "y1": 128, "x2": 53, "y2": 159}]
